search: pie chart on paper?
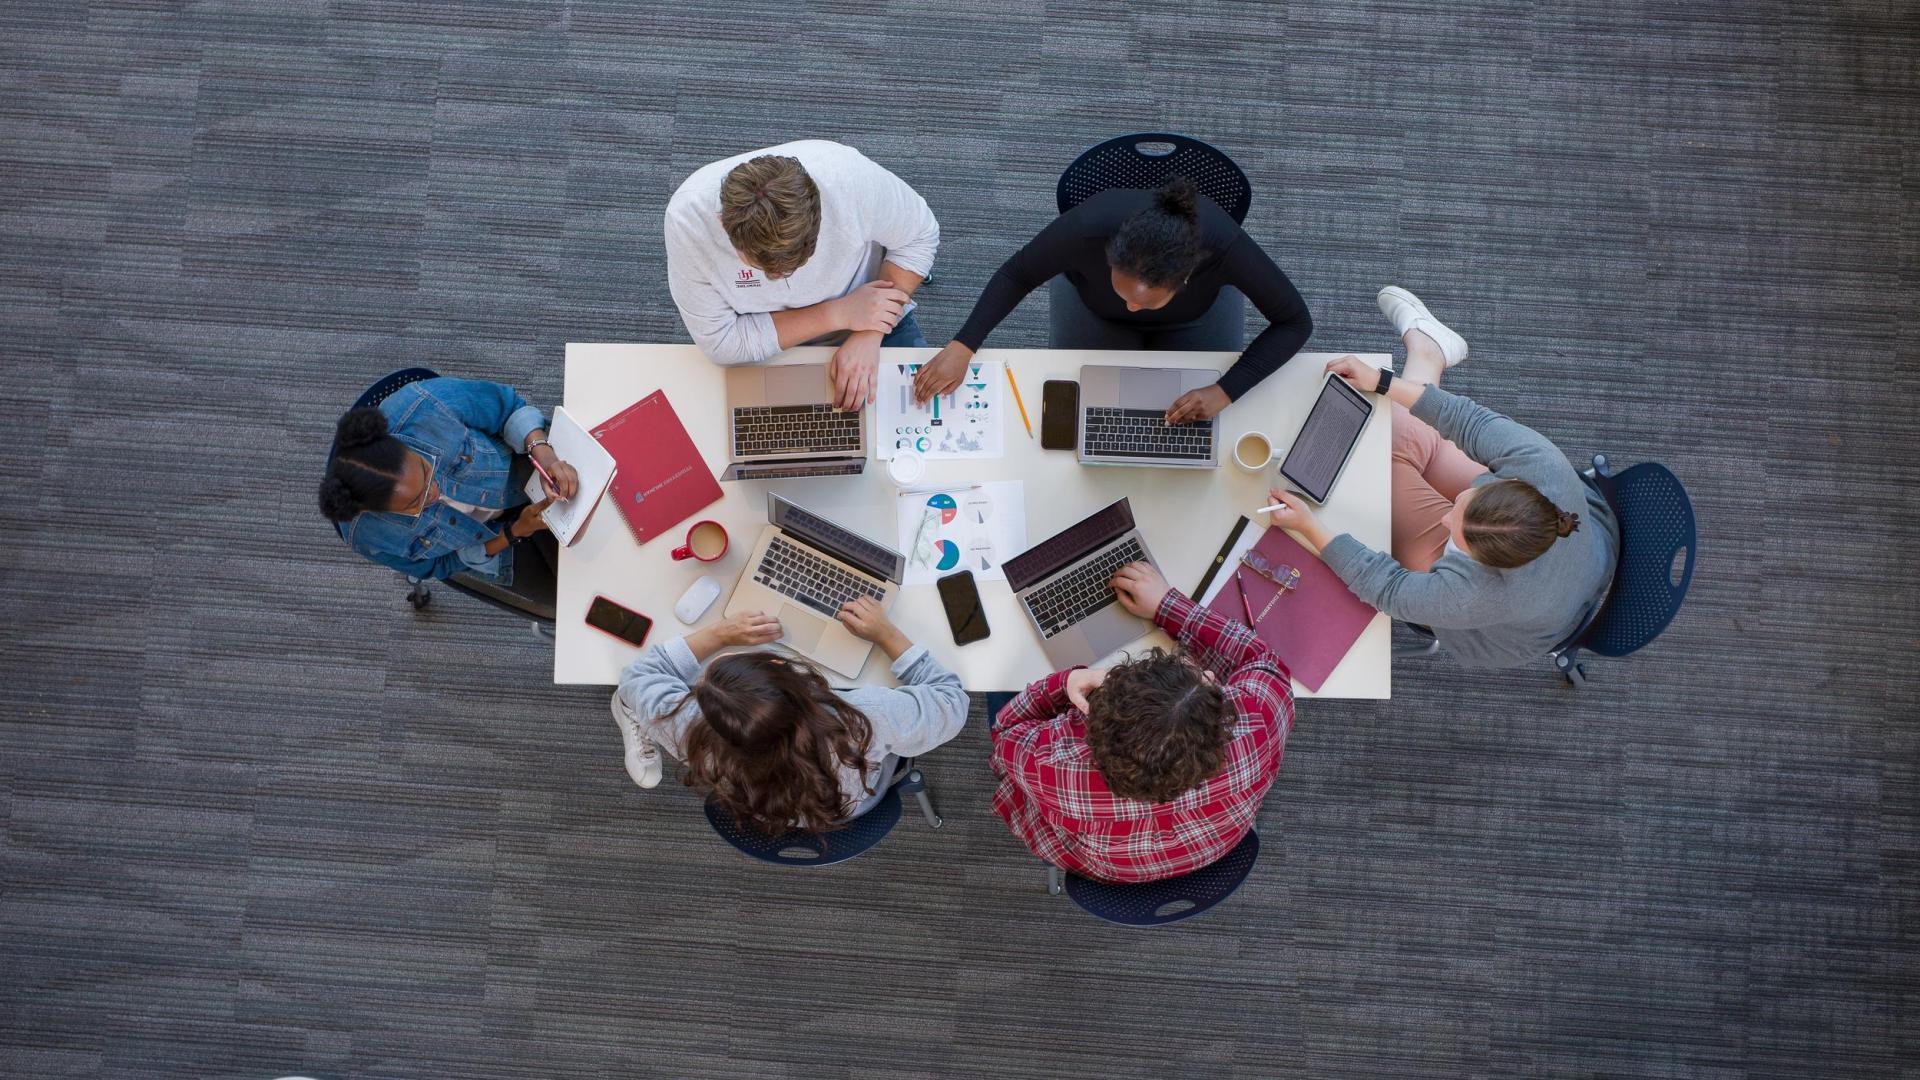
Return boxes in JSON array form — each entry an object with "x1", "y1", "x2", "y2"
[
  {"x1": 926, "y1": 492, "x2": 958, "y2": 524},
  {"x1": 932, "y1": 539, "x2": 961, "y2": 570}
]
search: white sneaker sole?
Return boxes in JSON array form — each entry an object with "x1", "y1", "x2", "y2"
[{"x1": 1377, "y1": 286, "x2": 1469, "y2": 367}]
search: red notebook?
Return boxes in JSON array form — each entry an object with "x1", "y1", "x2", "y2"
[
  {"x1": 1206, "y1": 526, "x2": 1378, "y2": 692},
  {"x1": 591, "y1": 390, "x2": 722, "y2": 546}
]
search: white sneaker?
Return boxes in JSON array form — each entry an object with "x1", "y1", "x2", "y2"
[
  {"x1": 1377, "y1": 286, "x2": 1469, "y2": 367},
  {"x1": 610, "y1": 692, "x2": 663, "y2": 789}
]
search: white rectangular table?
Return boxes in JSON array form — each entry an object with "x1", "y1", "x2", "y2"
[{"x1": 557, "y1": 345, "x2": 1393, "y2": 699}]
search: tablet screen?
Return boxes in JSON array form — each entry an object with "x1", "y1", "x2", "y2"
[{"x1": 1280, "y1": 377, "x2": 1372, "y2": 502}]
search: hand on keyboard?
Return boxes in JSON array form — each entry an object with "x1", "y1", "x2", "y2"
[
  {"x1": 837, "y1": 596, "x2": 911, "y2": 659},
  {"x1": 1110, "y1": 561, "x2": 1171, "y2": 619},
  {"x1": 1164, "y1": 383, "x2": 1229, "y2": 426}
]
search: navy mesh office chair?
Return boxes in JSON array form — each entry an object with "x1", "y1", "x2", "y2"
[
  {"x1": 329, "y1": 367, "x2": 555, "y2": 634},
  {"x1": 1550, "y1": 454, "x2": 1696, "y2": 686},
  {"x1": 1057, "y1": 133, "x2": 1253, "y2": 224},
  {"x1": 1045, "y1": 829, "x2": 1260, "y2": 927},
  {"x1": 705, "y1": 766, "x2": 942, "y2": 867}
]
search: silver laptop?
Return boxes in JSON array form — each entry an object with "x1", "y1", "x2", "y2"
[
  {"x1": 720, "y1": 364, "x2": 867, "y2": 481},
  {"x1": 1002, "y1": 498, "x2": 1160, "y2": 669},
  {"x1": 1076, "y1": 364, "x2": 1221, "y2": 468},
  {"x1": 724, "y1": 494, "x2": 903, "y2": 678}
]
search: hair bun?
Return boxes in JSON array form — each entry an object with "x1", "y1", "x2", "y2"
[
  {"x1": 317, "y1": 475, "x2": 364, "y2": 523},
  {"x1": 1556, "y1": 511, "x2": 1581, "y2": 538},
  {"x1": 1152, "y1": 174, "x2": 1199, "y2": 222},
  {"x1": 334, "y1": 406, "x2": 390, "y2": 450}
]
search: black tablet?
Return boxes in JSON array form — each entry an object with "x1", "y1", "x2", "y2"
[{"x1": 1279, "y1": 374, "x2": 1374, "y2": 504}]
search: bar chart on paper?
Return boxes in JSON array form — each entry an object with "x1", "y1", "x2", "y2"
[{"x1": 875, "y1": 360, "x2": 1006, "y2": 459}]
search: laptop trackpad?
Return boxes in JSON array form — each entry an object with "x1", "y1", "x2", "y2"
[
  {"x1": 1084, "y1": 605, "x2": 1144, "y2": 661},
  {"x1": 778, "y1": 604, "x2": 828, "y2": 653},
  {"x1": 766, "y1": 365, "x2": 827, "y2": 405},
  {"x1": 1119, "y1": 370, "x2": 1179, "y2": 410}
]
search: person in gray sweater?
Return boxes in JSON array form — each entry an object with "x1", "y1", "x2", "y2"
[
  {"x1": 610, "y1": 599, "x2": 968, "y2": 832},
  {"x1": 1263, "y1": 287, "x2": 1619, "y2": 669}
]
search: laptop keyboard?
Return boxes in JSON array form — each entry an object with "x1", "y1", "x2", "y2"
[
  {"x1": 734, "y1": 404, "x2": 861, "y2": 457},
  {"x1": 1082, "y1": 407, "x2": 1213, "y2": 460},
  {"x1": 1023, "y1": 536, "x2": 1147, "y2": 639},
  {"x1": 755, "y1": 536, "x2": 886, "y2": 617}
]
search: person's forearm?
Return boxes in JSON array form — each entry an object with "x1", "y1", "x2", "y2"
[
  {"x1": 1385, "y1": 372, "x2": 1428, "y2": 410},
  {"x1": 771, "y1": 299, "x2": 848, "y2": 349},
  {"x1": 483, "y1": 532, "x2": 512, "y2": 557},
  {"x1": 877, "y1": 260, "x2": 923, "y2": 298},
  {"x1": 685, "y1": 624, "x2": 731, "y2": 662},
  {"x1": 874, "y1": 627, "x2": 913, "y2": 662},
  {"x1": 1293, "y1": 518, "x2": 1336, "y2": 554}
]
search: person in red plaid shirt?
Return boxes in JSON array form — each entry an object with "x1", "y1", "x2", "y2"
[{"x1": 990, "y1": 561, "x2": 1294, "y2": 883}]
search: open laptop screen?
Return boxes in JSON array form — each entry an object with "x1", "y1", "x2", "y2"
[
  {"x1": 1003, "y1": 498, "x2": 1136, "y2": 592},
  {"x1": 769, "y1": 495, "x2": 903, "y2": 583}
]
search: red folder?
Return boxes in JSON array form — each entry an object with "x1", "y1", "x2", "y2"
[
  {"x1": 1207, "y1": 526, "x2": 1377, "y2": 692},
  {"x1": 591, "y1": 390, "x2": 722, "y2": 546}
]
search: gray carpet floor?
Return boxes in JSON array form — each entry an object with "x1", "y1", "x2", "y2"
[{"x1": 3, "y1": 2, "x2": 1917, "y2": 1078}]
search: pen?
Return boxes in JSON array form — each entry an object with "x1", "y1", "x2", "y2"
[
  {"x1": 530, "y1": 453, "x2": 558, "y2": 496},
  {"x1": 1004, "y1": 366, "x2": 1034, "y2": 439},
  {"x1": 1233, "y1": 571, "x2": 1257, "y2": 627}
]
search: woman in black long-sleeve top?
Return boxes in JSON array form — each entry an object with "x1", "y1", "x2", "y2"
[{"x1": 912, "y1": 175, "x2": 1313, "y2": 424}]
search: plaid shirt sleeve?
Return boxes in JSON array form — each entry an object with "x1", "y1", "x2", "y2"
[{"x1": 1154, "y1": 588, "x2": 1294, "y2": 738}]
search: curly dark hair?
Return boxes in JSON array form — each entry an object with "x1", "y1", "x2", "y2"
[
  {"x1": 1081, "y1": 647, "x2": 1233, "y2": 803},
  {"x1": 1104, "y1": 174, "x2": 1205, "y2": 288},
  {"x1": 319, "y1": 406, "x2": 407, "y2": 522},
  {"x1": 678, "y1": 652, "x2": 876, "y2": 835}
]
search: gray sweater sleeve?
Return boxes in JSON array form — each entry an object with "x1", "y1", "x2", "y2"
[
  {"x1": 856, "y1": 645, "x2": 970, "y2": 758},
  {"x1": 1410, "y1": 384, "x2": 1579, "y2": 502},
  {"x1": 615, "y1": 636, "x2": 705, "y2": 756},
  {"x1": 1319, "y1": 385, "x2": 1570, "y2": 627}
]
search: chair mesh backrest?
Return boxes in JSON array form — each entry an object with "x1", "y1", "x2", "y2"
[
  {"x1": 352, "y1": 367, "x2": 440, "y2": 412},
  {"x1": 1581, "y1": 463, "x2": 1696, "y2": 658},
  {"x1": 704, "y1": 787, "x2": 902, "y2": 868},
  {"x1": 1064, "y1": 829, "x2": 1259, "y2": 927},
  {"x1": 1056, "y1": 133, "x2": 1253, "y2": 224}
]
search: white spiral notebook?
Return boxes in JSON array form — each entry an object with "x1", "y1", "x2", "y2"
[{"x1": 521, "y1": 405, "x2": 617, "y2": 546}]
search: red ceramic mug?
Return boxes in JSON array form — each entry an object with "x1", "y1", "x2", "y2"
[{"x1": 672, "y1": 519, "x2": 728, "y2": 562}]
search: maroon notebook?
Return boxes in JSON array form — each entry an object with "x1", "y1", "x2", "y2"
[
  {"x1": 591, "y1": 390, "x2": 722, "y2": 546},
  {"x1": 1206, "y1": 526, "x2": 1377, "y2": 692}
]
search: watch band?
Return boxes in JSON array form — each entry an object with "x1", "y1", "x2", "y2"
[{"x1": 1374, "y1": 367, "x2": 1393, "y2": 395}]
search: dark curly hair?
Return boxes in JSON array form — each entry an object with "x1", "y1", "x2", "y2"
[
  {"x1": 319, "y1": 407, "x2": 408, "y2": 522},
  {"x1": 1105, "y1": 174, "x2": 1205, "y2": 288},
  {"x1": 678, "y1": 652, "x2": 877, "y2": 835},
  {"x1": 1082, "y1": 647, "x2": 1232, "y2": 803}
]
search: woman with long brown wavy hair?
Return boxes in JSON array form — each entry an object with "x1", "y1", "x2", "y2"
[{"x1": 611, "y1": 598, "x2": 968, "y2": 833}]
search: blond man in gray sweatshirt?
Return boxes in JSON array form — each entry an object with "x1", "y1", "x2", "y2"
[{"x1": 664, "y1": 140, "x2": 940, "y2": 409}]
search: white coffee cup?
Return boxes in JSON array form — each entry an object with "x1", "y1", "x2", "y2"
[
  {"x1": 888, "y1": 450, "x2": 926, "y2": 486},
  {"x1": 1232, "y1": 430, "x2": 1281, "y2": 473}
]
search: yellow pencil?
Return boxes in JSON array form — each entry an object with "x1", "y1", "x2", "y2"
[{"x1": 1004, "y1": 365, "x2": 1034, "y2": 439}]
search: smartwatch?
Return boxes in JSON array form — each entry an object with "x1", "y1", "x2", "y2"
[{"x1": 1374, "y1": 367, "x2": 1394, "y2": 395}]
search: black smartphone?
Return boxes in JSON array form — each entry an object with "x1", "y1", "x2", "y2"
[
  {"x1": 1040, "y1": 379, "x2": 1079, "y2": 450},
  {"x1": 936, "y1": 570, "x2": 990, "y2": 645},
  {"x1": 585, "y1": 595, "x2": 653, "y2": 647}
]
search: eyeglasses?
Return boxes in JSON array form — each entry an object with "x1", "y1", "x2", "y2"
[{"x1": 1238, "y1": 551, "x2": 1300, "y2": 623}]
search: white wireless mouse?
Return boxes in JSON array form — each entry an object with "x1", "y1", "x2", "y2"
[{"x1": 674, "y1": 575, "x2": 723, "y2": 624}]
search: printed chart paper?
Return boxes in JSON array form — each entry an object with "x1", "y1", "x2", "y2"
[
  {"x1": 875, "y1": 360, "x2": 1005, "y2": 460},
  {"x1": 895, "y1": 481, "x2": 1026, "y2": 585}
]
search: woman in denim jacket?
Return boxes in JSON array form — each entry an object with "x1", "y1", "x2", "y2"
[{"x1": 319, "y1": 377, "x2": 579, "y2": 591}]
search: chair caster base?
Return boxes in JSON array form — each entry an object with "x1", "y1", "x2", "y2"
[{"x1": 407, "y1": 589, "x2": 431, "y2": 610}]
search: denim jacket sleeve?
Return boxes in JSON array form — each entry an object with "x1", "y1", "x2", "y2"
[{"x1": 424, "y1": 377, "x2": 549, "y2": 454}]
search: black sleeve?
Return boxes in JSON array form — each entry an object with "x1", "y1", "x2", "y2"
[
  {"x1": 951, "y1": 211, "x2": 1085, "y2": 351},
  {"x1": 1214, "y1": 234, "x2": 1313, "y2": 401}
]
